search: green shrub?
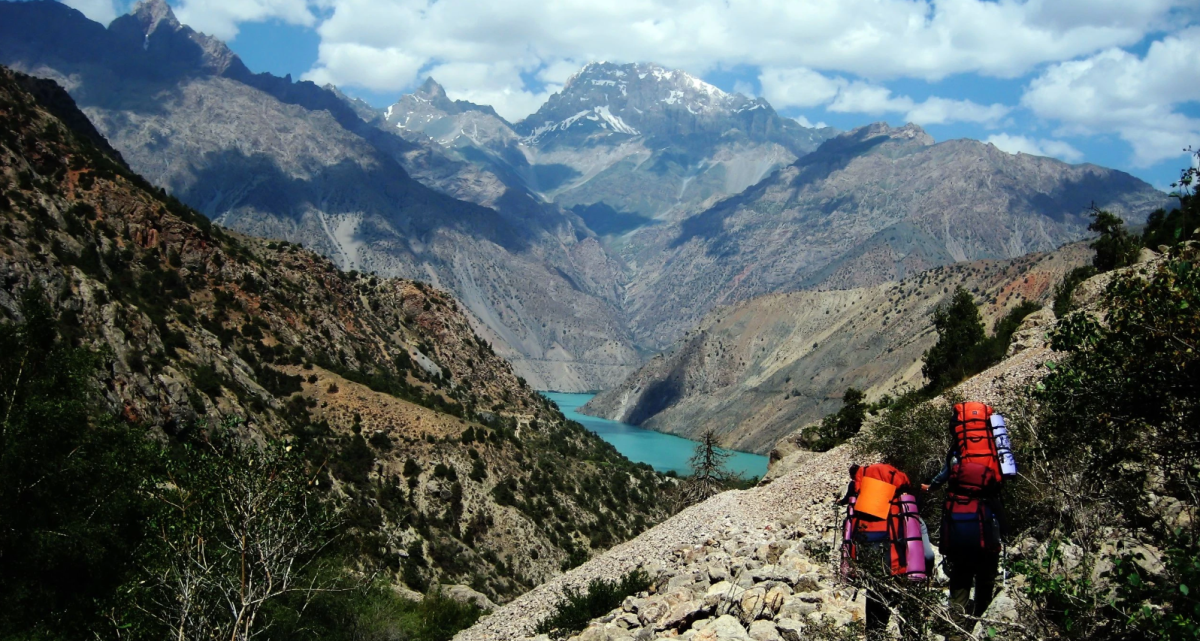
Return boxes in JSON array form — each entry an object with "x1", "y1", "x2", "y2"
[
  {"x1": 1053, "y1": 265, "x2": 1098, "y2": 317},
  {"x1": 802, "y1": 387, "x2": 868, "y2": 452},
  {"x1": 534, "y1": 568, "x2": 652, "y2": 639}
]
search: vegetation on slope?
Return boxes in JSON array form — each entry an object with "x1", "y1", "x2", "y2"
[
  {"x1": 0, "y1": 66, "x2": 670, "y2": 639},
  {"x1": 854, "y1": 166, "x2": 1200, "y2": 638}
]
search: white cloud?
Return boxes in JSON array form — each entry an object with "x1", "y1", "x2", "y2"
[
  {"x1": 1022, "y1": 27, "x2": 1200, "y2": 166},
  {"x1": 763, "y1": 67, "x2": 1010, "y2": 126},
  {"x1": 760, "y1": 67, "x2": 842, "y2": 108},
  {"x1": 62, "y1": 0, "x2": 118, "y2": 25},
  {"x1": 828, "y1": 82, "x2": 914, "y2": 115},
  {"x1": 793, "y1": 115, "x2": 828, "y2": 129},
  {"x1": 304, "y1": 42, "x2": 424, "y2": 93},
  {"x1": 289, "y1": 0, "x2": 1193, "y2": 121},
  {"x1": 174, "y1": 0, "x2": 316, "y2": 41},
  {"x1": 986, "y1": 133, "x2": 1084, "y2": 162},
  {"x1": 906, "y1": 97, "x2": 1011, "y2": 127}
]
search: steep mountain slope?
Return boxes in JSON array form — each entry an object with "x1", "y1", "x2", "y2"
[
  {"x1": 0, "y1": 65, "x2": 667, "y2": 602},
  {"x1": 583, "y1": 243, "x2": 1092, "y2": 454},
  {"x1": 0, "y1": 0, "x2": 640, "y2": 392},
  {"x1": 620, "y1": 123, "x2": 1168, "y2": 350}
]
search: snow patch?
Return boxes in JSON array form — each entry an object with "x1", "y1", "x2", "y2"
[{"x1": 594, "y1": 105, "x2": 638, "y2": 135}]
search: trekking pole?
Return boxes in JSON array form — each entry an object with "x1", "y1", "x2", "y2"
[{"x1": 1002, "y1": 542, "x2": 1009, "y2": 589}]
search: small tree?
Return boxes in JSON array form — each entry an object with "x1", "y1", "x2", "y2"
[
  {"x1": 1088, "y1": 207, "x2": 1140, "y2": 272},
  {"x1": 922, "y1": 287, "x2": 986, "y2": 392},
  {"x1": 675, "y1": 430, "x2": 738, "y2": 509},
  {"x1": 803, "y1": 387, "x2": 868, "y2": 452},
  {"x1": 135, "y1": 423, "x2": 340, "y2": 641}
]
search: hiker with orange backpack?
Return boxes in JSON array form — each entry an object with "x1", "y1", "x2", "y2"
[
  {"x1": 839, "y1": 462, "x2": 933, "y2": 637},
  {"x1": 921, "y1": 402, "x2": 1016, "y2": 637}
]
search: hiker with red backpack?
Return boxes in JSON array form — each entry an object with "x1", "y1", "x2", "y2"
[
  {"x1": 921, "y1": 401, "x2": 1016, "y2": 637},
  {"x1": 839, "y1": 462, "x2": 933, "y2": 638}
]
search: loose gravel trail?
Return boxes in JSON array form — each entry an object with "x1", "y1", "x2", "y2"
[{"x1": 457, "y1": 443, "x2": 856, "y2": 641}]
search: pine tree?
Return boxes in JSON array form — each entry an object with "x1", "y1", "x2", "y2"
[
  {"x1": 675, "y1": 430, "x2": 737, "y2": 509},
  {"x1": 922, "y1": 287, "x2": 986, "y2": 392}
]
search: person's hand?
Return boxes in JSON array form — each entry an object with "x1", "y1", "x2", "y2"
[{"x1": 920, "y1": 484, "x2": 930, "y2": 492}]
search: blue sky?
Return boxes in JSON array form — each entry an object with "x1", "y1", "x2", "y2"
[{"x1": 64, "y1": 0, "x2": 1200, "y2": 190}]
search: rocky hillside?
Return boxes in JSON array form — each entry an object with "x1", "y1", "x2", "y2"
[
  {"x1": 0, "y1": 0, "x2": 641, "y2": 392},
  {"x1": 584, "y1": 243, "x2": 1092, "y2": 454},
  {"x1": 0, "y1": 65, "x2": 668, "y2": 604}
]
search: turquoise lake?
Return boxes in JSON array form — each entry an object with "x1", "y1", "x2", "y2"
[{"x1": 542, "y1": 392, "x2": 769, "y2": 479}]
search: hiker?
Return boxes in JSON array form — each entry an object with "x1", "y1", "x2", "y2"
[
  {"x1": 922, "y1": 402, "x2": 1012, "y2": 638},
  {"x1": 839, "y1": 463, "x2": 929, "y2": 638}
]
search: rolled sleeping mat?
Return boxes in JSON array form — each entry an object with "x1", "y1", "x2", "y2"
[
  {"x1": 991, "y1": 414, "x2": 1018, "y2": 477},
  {"x1": 898, "y1": 493, "x2": 928, "y2": 580}
]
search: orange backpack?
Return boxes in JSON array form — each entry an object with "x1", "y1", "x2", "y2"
[{"x1": 840, "y1": 464, "x2": 923, "y2": 580}]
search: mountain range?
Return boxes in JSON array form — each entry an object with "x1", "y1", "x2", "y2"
[{"x1": 0, "y1": 0, "x2": 1171, "y2": 392}]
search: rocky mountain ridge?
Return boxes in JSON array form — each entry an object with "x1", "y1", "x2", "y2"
[
  {"x1": 0, "y1": 0, "x2": 1172, "y2": 394},
  {"x1": 384, "y1": 61, "x2": 836, "y2": 230},
  {"x1": 0, "y1": 65, "x2": 667, "y2": 604},
  {"x1": 615, "y1": 122, "x2": 1167, "y2": 351},
  {"x1": 583, "y1": 242, "x2": 1093, "y2": 454}
]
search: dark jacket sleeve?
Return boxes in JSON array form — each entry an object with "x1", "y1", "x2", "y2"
[
  {"x1": 837, "y1": 480, "x2": 855, "y2": 505},
  {"x1": 928, "y1": 451, "x2": 957, "y2": 489}
]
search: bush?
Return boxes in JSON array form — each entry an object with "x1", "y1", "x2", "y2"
[
  {"x1": 1053, "y1": 266, "x2": 1098, "y2": 317},
  {"x1": 1011, "y1": 254, "x2": 1200, "y2": 639},
  {"x1": 802, "y1": 387, "x2": 868, "y2": 452},
  {"x1": 534, "y1": 568, "x2": 652, "y2": 639}
]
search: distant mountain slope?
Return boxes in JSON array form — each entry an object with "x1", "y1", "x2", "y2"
[
  {"x1": 0, "y1": 65, "x2": 667, "y2": 601},
  {"x1": 583, "y1": 243, "x2": 1092, "y2": 454},
  {"x1": 0, "y1": 0, "x2": 640, "y2": 392},
  {"x1": 385, "y1": 62, "x2": 836, "y2": 229},
  {"x1": 619, "y1": 123, "x2": 1169, "y2": 351}
]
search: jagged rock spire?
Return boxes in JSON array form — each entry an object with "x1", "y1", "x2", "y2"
[{"x1": 128, "y1": 0, "x2": 180, "y2": 38}]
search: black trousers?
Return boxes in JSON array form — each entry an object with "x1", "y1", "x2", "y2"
[
  {"x1": 865, "y1": 588, "x2": 892, "y2": 635},
  {"x1": 948, "y1": 550, "x2": 1000, "y2": 619}
]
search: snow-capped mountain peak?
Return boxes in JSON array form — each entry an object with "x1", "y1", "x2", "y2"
[{"x1": 516, "y1": 61, "x2": 798, "y2": 148}]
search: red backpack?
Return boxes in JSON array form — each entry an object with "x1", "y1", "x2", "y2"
[
  {"x1": 952, "y1": 402, "x2": 1001, "y2": 479},
  {"x1": 942, "y1": 460, "x2": 1002, "y2": 553}
]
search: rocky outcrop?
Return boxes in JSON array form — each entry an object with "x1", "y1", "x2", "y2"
[{"x1": 584, "y1": 244, "x2": 1092, "y2": 454}]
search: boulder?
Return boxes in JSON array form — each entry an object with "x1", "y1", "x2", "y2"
[
  {"x1": 697, "y1": 614, "x2": 753, "y2": 641},
  {"x1": 440, "y1": 584, "x2": 498, "y2": 611},
  {"x1": 739, "y1": 587, "x2": 767, "y2": 622},
  {"x1": 748, "y1": 620, "x2": 783, "y2": 641},
  {"x1": 774, "y1": 618, "x2": 805, "y2": 641},
  {"x1": 763, "y1": 586, "x2": 789, "y2": 616}
]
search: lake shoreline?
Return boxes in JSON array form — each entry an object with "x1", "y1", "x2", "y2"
[{"x1": 542, "y1": 392, "x2": 768, "y2": 478}]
